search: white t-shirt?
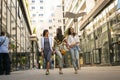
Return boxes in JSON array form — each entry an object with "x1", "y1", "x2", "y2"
[
  {"x1": 0, "y1": 36, "x2": 9, "y2": 53},
  {"x1": 67, "y1": 35, "x2": 80, "y2": 46}
]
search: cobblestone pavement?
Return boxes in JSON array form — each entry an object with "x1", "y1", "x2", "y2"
[{"x1": 0, "y1": 66, "x2": 120, "y2": 80}]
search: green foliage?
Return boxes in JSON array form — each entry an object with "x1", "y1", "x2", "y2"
[
  {"x1": 9, "y1": 43, "x2": 16, "y2": 49},
  {"x1": 33, "y1": 27, "x2": 36, "y2": 34}
]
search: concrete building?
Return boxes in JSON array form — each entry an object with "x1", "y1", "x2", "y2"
[
  {"x1": 63, "y1": 0, "x2": 120, "y2": 66},
  {"x1": 27, "y1": 0, "x2": 64, "y2": 68},
  {"x1": 0, "y1": 0, "x2": 38, "y2": 70},
  {"x1": 27, "y1": 0, "x2": 63, "y2": 45}
]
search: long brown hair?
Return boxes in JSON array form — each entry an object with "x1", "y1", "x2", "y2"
[
  {"x1": 56, "y1": 28, "x2": 64, "y2": 42},
  {"x1": 68, "y1": 27, "x2": 76, "y2": 36},
  {"x1": 43, "y1": 29, "x2": 48, "y2": 37}
]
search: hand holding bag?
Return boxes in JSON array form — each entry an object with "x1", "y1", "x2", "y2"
[{"x1": 60, "y1": 43, "x2": 67, "y2": 55}]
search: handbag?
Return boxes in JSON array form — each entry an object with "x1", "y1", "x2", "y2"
[
  {"x1": 60, "y1": 43, "x2": 67, "y2": 55},
  {"x1": 60, "y1": 49, "x2": 66, "y2": 55},
  {"x1": 0, "y1": 37, "x2": 6, "y2": 47}
]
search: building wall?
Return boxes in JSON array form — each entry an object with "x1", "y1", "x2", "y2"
[
  {"x1": 28, "y1": 0, "x2": 63, "y2": 49},
  {"x1": 0, "y1": 0, "x2": 36, "y2": 70}
]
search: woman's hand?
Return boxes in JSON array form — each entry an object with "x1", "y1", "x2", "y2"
[
  {"x1": 76, "y1": 42, "x2": 79, "y2": 45},
  {"x1": 69, "y1": 43, "x2": 77, "y2": 48},
  {"x1": 41, "y1": 48, "x2": 44, "y2": 57},
  {"x1": 41, "y1": 51, "x2": 44, "y2": 58},
  {"x1": 52, "y1": 50, "x2": 56, "y2": 54}
]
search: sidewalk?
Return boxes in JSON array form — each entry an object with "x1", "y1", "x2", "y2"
[
  {"x1": 0, "y1": 66, "x2": 120, "y2": 80},
  {"x1": 81, "y1": 66, "x2": 120, "y2": 71}
]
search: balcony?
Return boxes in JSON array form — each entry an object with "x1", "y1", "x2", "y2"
[{"x1": 30, "y1": 34, "x2": 38, "y2": 41}]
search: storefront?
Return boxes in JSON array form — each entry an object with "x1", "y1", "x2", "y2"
[{"x1": 81, "y1": 0, "x2": 120, "y2": 66}]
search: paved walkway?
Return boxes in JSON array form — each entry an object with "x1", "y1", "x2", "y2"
[{"x1": 0, "y1": 66, "x2": 120, "y2": 80}]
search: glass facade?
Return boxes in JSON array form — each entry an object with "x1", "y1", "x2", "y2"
[
  {"x1": 0, "y1": 0, "x2": 38, "y2": 70},
  {"x1": 81, "y1": 0, "x2": 120, "y2": 65}
]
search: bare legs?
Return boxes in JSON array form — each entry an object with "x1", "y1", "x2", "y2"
[{"x1": 46, "y1": 61, "x2": 50, "y2": 75}]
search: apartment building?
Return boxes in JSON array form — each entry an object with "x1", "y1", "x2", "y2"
[
  {"x1": 28, "y1": 0, "x2": 63, "y2": 47},
  {"x1": 27, "y1": 0, "x2": 64, "y2": 68}
]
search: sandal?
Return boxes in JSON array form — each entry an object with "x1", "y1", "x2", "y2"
[
  {"x1": 45, "y1": 71, "x2": 50, "y2": 75},
  {"x1": 59, "y1": 71, "x2": 63, "y2": 74}
]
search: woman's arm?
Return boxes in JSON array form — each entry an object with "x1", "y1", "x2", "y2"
[
  {"x1": 41, "y1": 37, "x2": 44, "y2": 51},
  {"x1": 75, "y1": 35, "x2": 80, "y2": 45},
  {"x1": 67, "y1": 36, "x2": 76, "y2": 48}
]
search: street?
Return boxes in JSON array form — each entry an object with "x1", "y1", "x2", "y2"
[{"x1": 0, "y1": 66, "x2": 120, "y2": 80}]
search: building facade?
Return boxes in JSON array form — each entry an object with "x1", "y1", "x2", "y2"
[
  {"x1": 0, "y1": 0, "x2": 38, "y2": 70},
  {"x1": 28, "y1": 0, "x2": 63, "y2": 38},
  {"x1": 63, "y1": 0, "x2": 120, "y2": 66}
]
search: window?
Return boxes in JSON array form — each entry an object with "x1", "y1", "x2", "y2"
[
  {"x1": 40, "y1": 0, "x2": 43, "y2": 3},
  {"x1": 40, "y1": 6, "x2": 43, "y2": 9},
  {"x1": 53, "y1": 25, "x2": 56, "y2": 27},
  {"x1": 49, "y1": 33, "x2": 53, "y2": 36},
  {"x1": 117, "y1": 0, "x2": 120, "y2": 10},
  {"x1": 39, "y1": 20, "x2": 43, "y2": 22},
  {"x1": 18, "y1": 6, "x2": 21, "y2": 19},
  {"x1": 32, "y1": 0, "x2": 35, "y2": 3},
  {"x1": 31, "y1": 6, "x2": 35, "y2": 9},
  {"x1": 51, "y1": 13, "x2": 55, "y2": 17},
  {"x1": 32, "y1": 14, "x2": 36, "y2": 17},
  {"x1": 58, "y1": 20, "x2": 61, "y2": 23},
  {"x1": 39, "y1": 14, "x2": 43, "y2": 16},
  {"x1": 59, "y1": 26, "x2": 62, "y2": 28},
  {"x1": 32, "y1": 20, "x2": 36, "y2": 23},
  {"x1": 53, "y1": 18, "x2": 55, "y2": 21},
  {"x1": 49, "y1": 20, "x2": 52, "y2": 23},
  {"x1": 57, "y1": 5, "x2": 61, "y2": 7},
  {"x1": 49, "y1": 26, "x2": 52, "y2": 29}
]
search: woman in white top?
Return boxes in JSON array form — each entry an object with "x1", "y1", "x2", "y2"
[
  {"x1": 67, "y1": 27, "x2": 80, "y2": 74},
  {"x1": 41, "y1": 29, "x2": 53, "y2": 75}
]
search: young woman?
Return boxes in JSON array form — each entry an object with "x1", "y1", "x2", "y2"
[
  {"x1": 41, "y1": 29, "x2": 53, "y2": 75},
  {"x1": 67, "y1": 27, "x2": 80, "y2": 74},
  {"x1": 54, "y1": 28, "x2": 65, "y2": 74}
]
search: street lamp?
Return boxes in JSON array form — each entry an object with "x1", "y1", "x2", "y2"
[
  {"x1": 65, "y1": 11, "x2": 86, "y2": 18},
  {"x1": 64, "y1": 11, "x2": 86, "y2": 33}
]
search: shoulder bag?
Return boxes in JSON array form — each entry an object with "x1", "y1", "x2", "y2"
[{"x1": 0, "y1": 37, "x2": 6, "y2": 47}]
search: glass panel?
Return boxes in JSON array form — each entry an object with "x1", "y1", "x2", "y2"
[
  {"x1": 84, "y1": 52, "x2": 91, "y2": 64},
  {"x1": 7, "y1": 9, "x2": 11, "y2": 34},
  {"x1": 2, "y1": 1, "x2": 7, "y2": 30},
  {"x1": 113, "y1": 43, "x2": 120, "y2": 62},
  {"x1": 93, "y1": 49, "x2": 101, "y2": 64},
  {"x1": 11, "y1": 17, "x2": 16, "y2": 40}
]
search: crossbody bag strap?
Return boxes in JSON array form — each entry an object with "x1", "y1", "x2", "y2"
[{"x1": 0, "y1": 37, "x2": 6, "y2": 47}]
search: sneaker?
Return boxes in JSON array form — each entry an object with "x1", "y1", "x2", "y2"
[
  {"x1": 45, "y1": 71, "x2": 49, "y2": 75},
  {"x1": 59, "y1": 71, "x2": 63, "y2": 75},
  {"x1": 5, "y1": 73, "x2": 10, "y2": 75},
  {"x1": 77, "y1": 67, "x2": 80, "y2": 70},
  {"x1": 74, "y1": 70, "x2": 78, "y2": 74}
]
